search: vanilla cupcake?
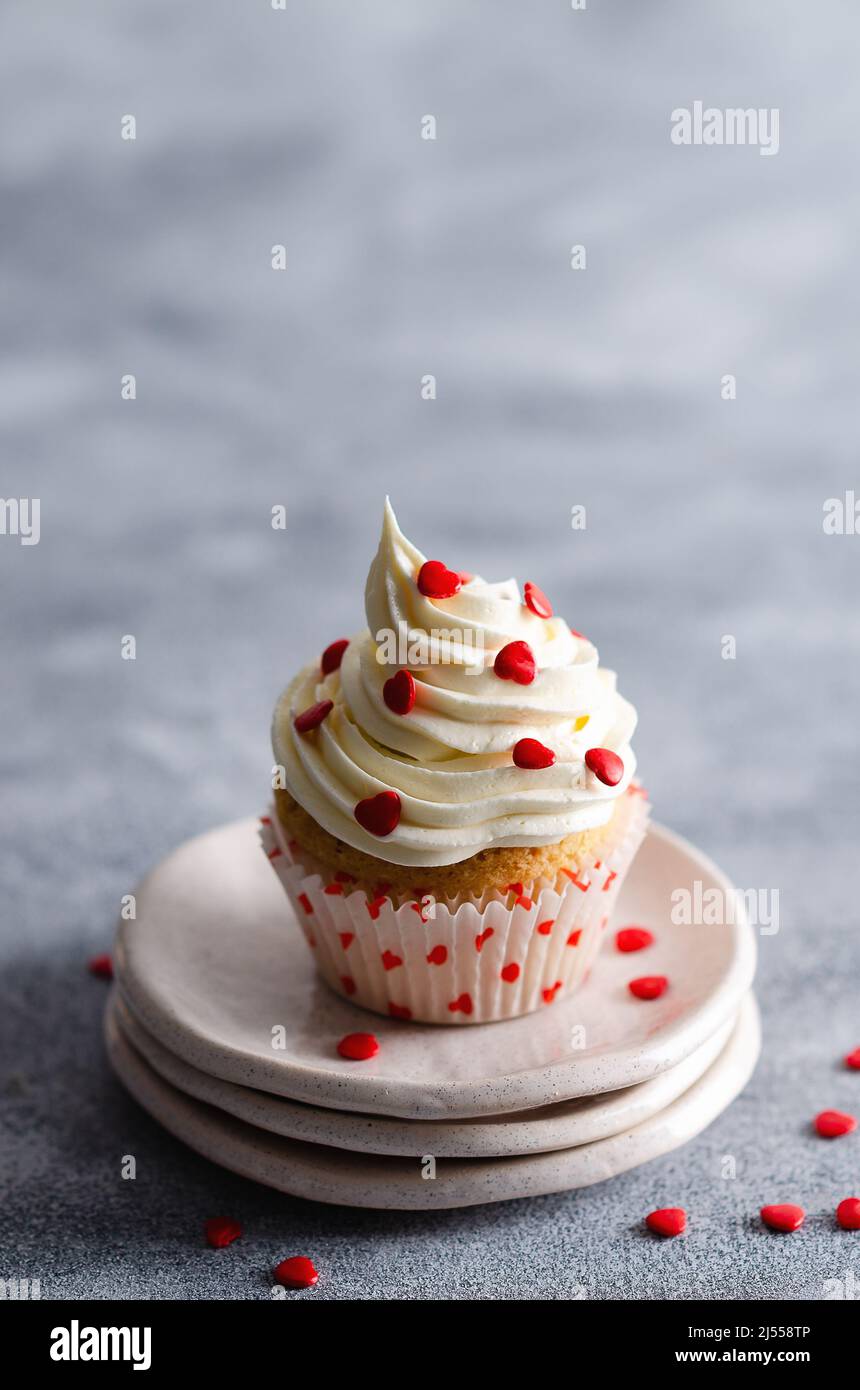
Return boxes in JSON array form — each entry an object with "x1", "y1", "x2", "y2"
[{"x1": 262, "y1": 500, "x2": 648, "y2": 1024}]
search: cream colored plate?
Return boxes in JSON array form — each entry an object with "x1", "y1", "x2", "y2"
[
  {"x1": 105, "y1": 994, "x2": 760, "y2": 1209},
  {"x1": 110, "y1": 989, "x2": 737, "y2": 1158},
  {"x1": 115, "y1": 818, "x2": 756, "y2": 1120}
]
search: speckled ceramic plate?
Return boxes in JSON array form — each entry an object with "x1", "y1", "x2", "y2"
[
  {"x1": 108, "y1": 989, "x2": 738, "y2": 1158},
  {"x1": 114, "y1": 817, "x2": 756, "y2": 1121},
  {"x1": 105, "y1": 995, "x2": 760, "y2": 1209}
]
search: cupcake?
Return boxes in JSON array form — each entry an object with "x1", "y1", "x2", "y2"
[{"x1": 262, "y1": 499, "x2": 648, "y2": 1024}]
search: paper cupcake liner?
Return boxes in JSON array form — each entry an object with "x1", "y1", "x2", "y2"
[{"x1": 260, "y1": 785, "x2": 650, "y2": 1025}]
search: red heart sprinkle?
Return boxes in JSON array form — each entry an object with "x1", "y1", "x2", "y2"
[
  {"x1": 294, "y1": 700, "x2": 333, "y2": 734},
  {"x1": 274, "y1": 1256, "x2": 318, "y2": 1289},
  {"x1": 628, "y1": 975, "x2": 668, "y2": 1001},
  {"x1": 382, "y1": 668, "x2": 416, "y2": 715},
  {"x1": 501, "y1": 962, "x2": 520, "y2": 983},
  {"x1": 475, "y1": 927, "x2": 494, "y2": 952},
  {"x1": 388, "y1": 1002, "x2": 411, "y2": 1020},
  {"x1": 426, "y1": 944, "x2": 447, "y2": 965},
  {"x1": 513, "y1": 737, "x2": 556, "y2": 769},
  {"x1": 815, "y1": 1109, "x2": 857, "y2": 1138},
  {"x1": 567, "y1": 929, "x2": 582, "y2": 946},
  {"x1": 760, "y1": 1204, "x2": 805, "y2": 1233},
  {"x1": 337, "y1": 1032, "x2": 379, "y2": 1061},
  {"x1": 645, "y1": 1208, "x2": 686, "y2": 1238},
  {"x1": 585, "y1": 747, "x2": 624, "y2": 786},
  {"x1": 448, "y1": 992, "x2": 473, "y2": 1015},
  {"x1": 536, "y1": 919, "x2": 554, "y2": 936},
  {"x1": 355, "y1": 790, "x2": 401, "y2": 837},
  {"x1": 616, "y1": 927, "x2": 655, "y2": 953},
  {"x1": 542, "y1": 980, "x2": 563, "y2": 1004},
  {"x1": 381, "y1": 950, "x2": 402, "y2": 972},
  {"x1": 494, "y1": 640, "x2": 536, "y2": 685},
  {"x1": 836, "y1": 1197, "x2": 860, "y2": 1230},
  {"x1": 340, "y1": 975, "x2": 356, "y2": 995},
  {"x1": 321, "y1": 639, "x2": 349, "y2": 676},
  {"x1": 338, "y1": 932, "x2": 354, "y2": 950},
  {"x1": 417, "y1": 560, "x2": 462, "y2": 599},
  {"x1": 88, "y1": 953, "x2": 113, "y2": 980},
  {"x1": 204, "y1": 1216, "x2": 243, "y2": 1249},
  {"x1": 844, "y1": 1047, "x2": 860, "y2": 1070},
  {"x1": 523, "y1": 581, "x2": 553, "y2": 619}
]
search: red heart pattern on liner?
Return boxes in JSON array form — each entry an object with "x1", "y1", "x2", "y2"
[
  {"x1": 475, "y1": 927, "x2": 494, "y2": 952},
  {"x1": 501, "y1": 962, "x2": 520, "y2": 983},
  {"x1": 354, "y1": 790, "x2": 401, "y2": 837},
  {"x1": 380, "y1": 950, "x2": 402, "y2": 972},
  {"x1": 426, "y1": 944, "x2": 447, "y2": 965},
  {"x1": 448, "y1": 993, "x2": 473, "y2": 1015}
]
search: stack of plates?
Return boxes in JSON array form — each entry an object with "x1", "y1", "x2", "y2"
[{"x1": 107, "y1": 819, "x2": 759, "y2": 1210}]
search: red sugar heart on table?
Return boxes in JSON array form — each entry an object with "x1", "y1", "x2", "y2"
[
  {"x1": 814, "y1": 1109, "x2": 857, "y2": 1138},
  {"x1": 523, "y1": 581, "x2": 553, "y2": 619},
  {"x1": 761, "y1": 1204, "x2": 805, "y2": 1233},
  {"x1": 354, "y1": 790, "x2": 401, "y2": 837},
  {"x1": 494, "y1": 640, "x2": 536, "y2": 685},
  {"x1": 513, "y1": 737, "x2": 555, "y2": 769},
  {"x1": 88, "y1": 953, "x2": 113, "y2": 981},
  {"x1": 204, "y1": 1216, "x2": 242, "y2": 1249},
  {"x1": 337, "y1": 1032, "x2": 379, "y2": 1062},
  {"x1": 321, "y1": 639, "x2": 349, "y2": 675},
  {"x1": 274, "y1": 1256, "x2": 319, "y2": 1289},
  {"x1": 616, "y1": 926, "x2": 654, "y2": 953},
  {"x1": 383, "y1": 669, "x2": 416, "y2": 715},
  {"x1": 844, "y1": 1047, "x2": 860, "y2": 1070},
  {"x1": 645, "y1": 1207, "x2": 686, "y2": 1238},
  {"x1": 294, "y1": 700, "x2": 333, "y2": 734},
  {"x1": 417, "y1": 560, "x2": 461, "y2": 599},
  {"x1": 585, "y1": 747, "x2": 624, "y2": 786},
  {"x1": 501, "y1": 962, "x2": 521, "y2": 983},
  {"x1": 628, "y1": 975, "x2": 668, "y2": 1001},
  {"x1": 448, "y1": 992, "x2": 473, "y2": 1015},
  {"x1": 836, "y1": 1197, "x2": 860, "y2": 1230},
  {"x1": 426, "y1": 944, "x2": 447, "y2": 965}
]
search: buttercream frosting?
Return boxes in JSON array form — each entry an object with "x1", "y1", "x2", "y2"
[{"x1": 272, "y1": 499, "x2": 638, "y2": 866}]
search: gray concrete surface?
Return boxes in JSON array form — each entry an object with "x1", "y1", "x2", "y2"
[{"x1": 2, "y1": 0, "x2": 859, "y2": 1299}]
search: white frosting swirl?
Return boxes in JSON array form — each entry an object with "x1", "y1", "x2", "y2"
[{"x1": 272, "y1": 499, "x2": 638, "y2": 867}]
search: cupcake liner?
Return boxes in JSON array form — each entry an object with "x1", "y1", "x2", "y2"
[{"x1": 260, "y1": 785, "x2": 650, "y2": 1025}]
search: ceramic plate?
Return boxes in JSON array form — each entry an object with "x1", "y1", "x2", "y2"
[
  {"x1": 105, "y1": 995, "x2": 760, "y2": 1210},
  {"x1": 110, "y1": 989, "x2": 737, "y2": 1158},
  {"x1": 115, "y1": 818, "x2": 756, "y2": 1120}
]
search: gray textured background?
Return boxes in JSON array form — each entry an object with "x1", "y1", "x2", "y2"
[{"x1": 3, "y1": 0, "x2": 859, "y2": 1300}]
